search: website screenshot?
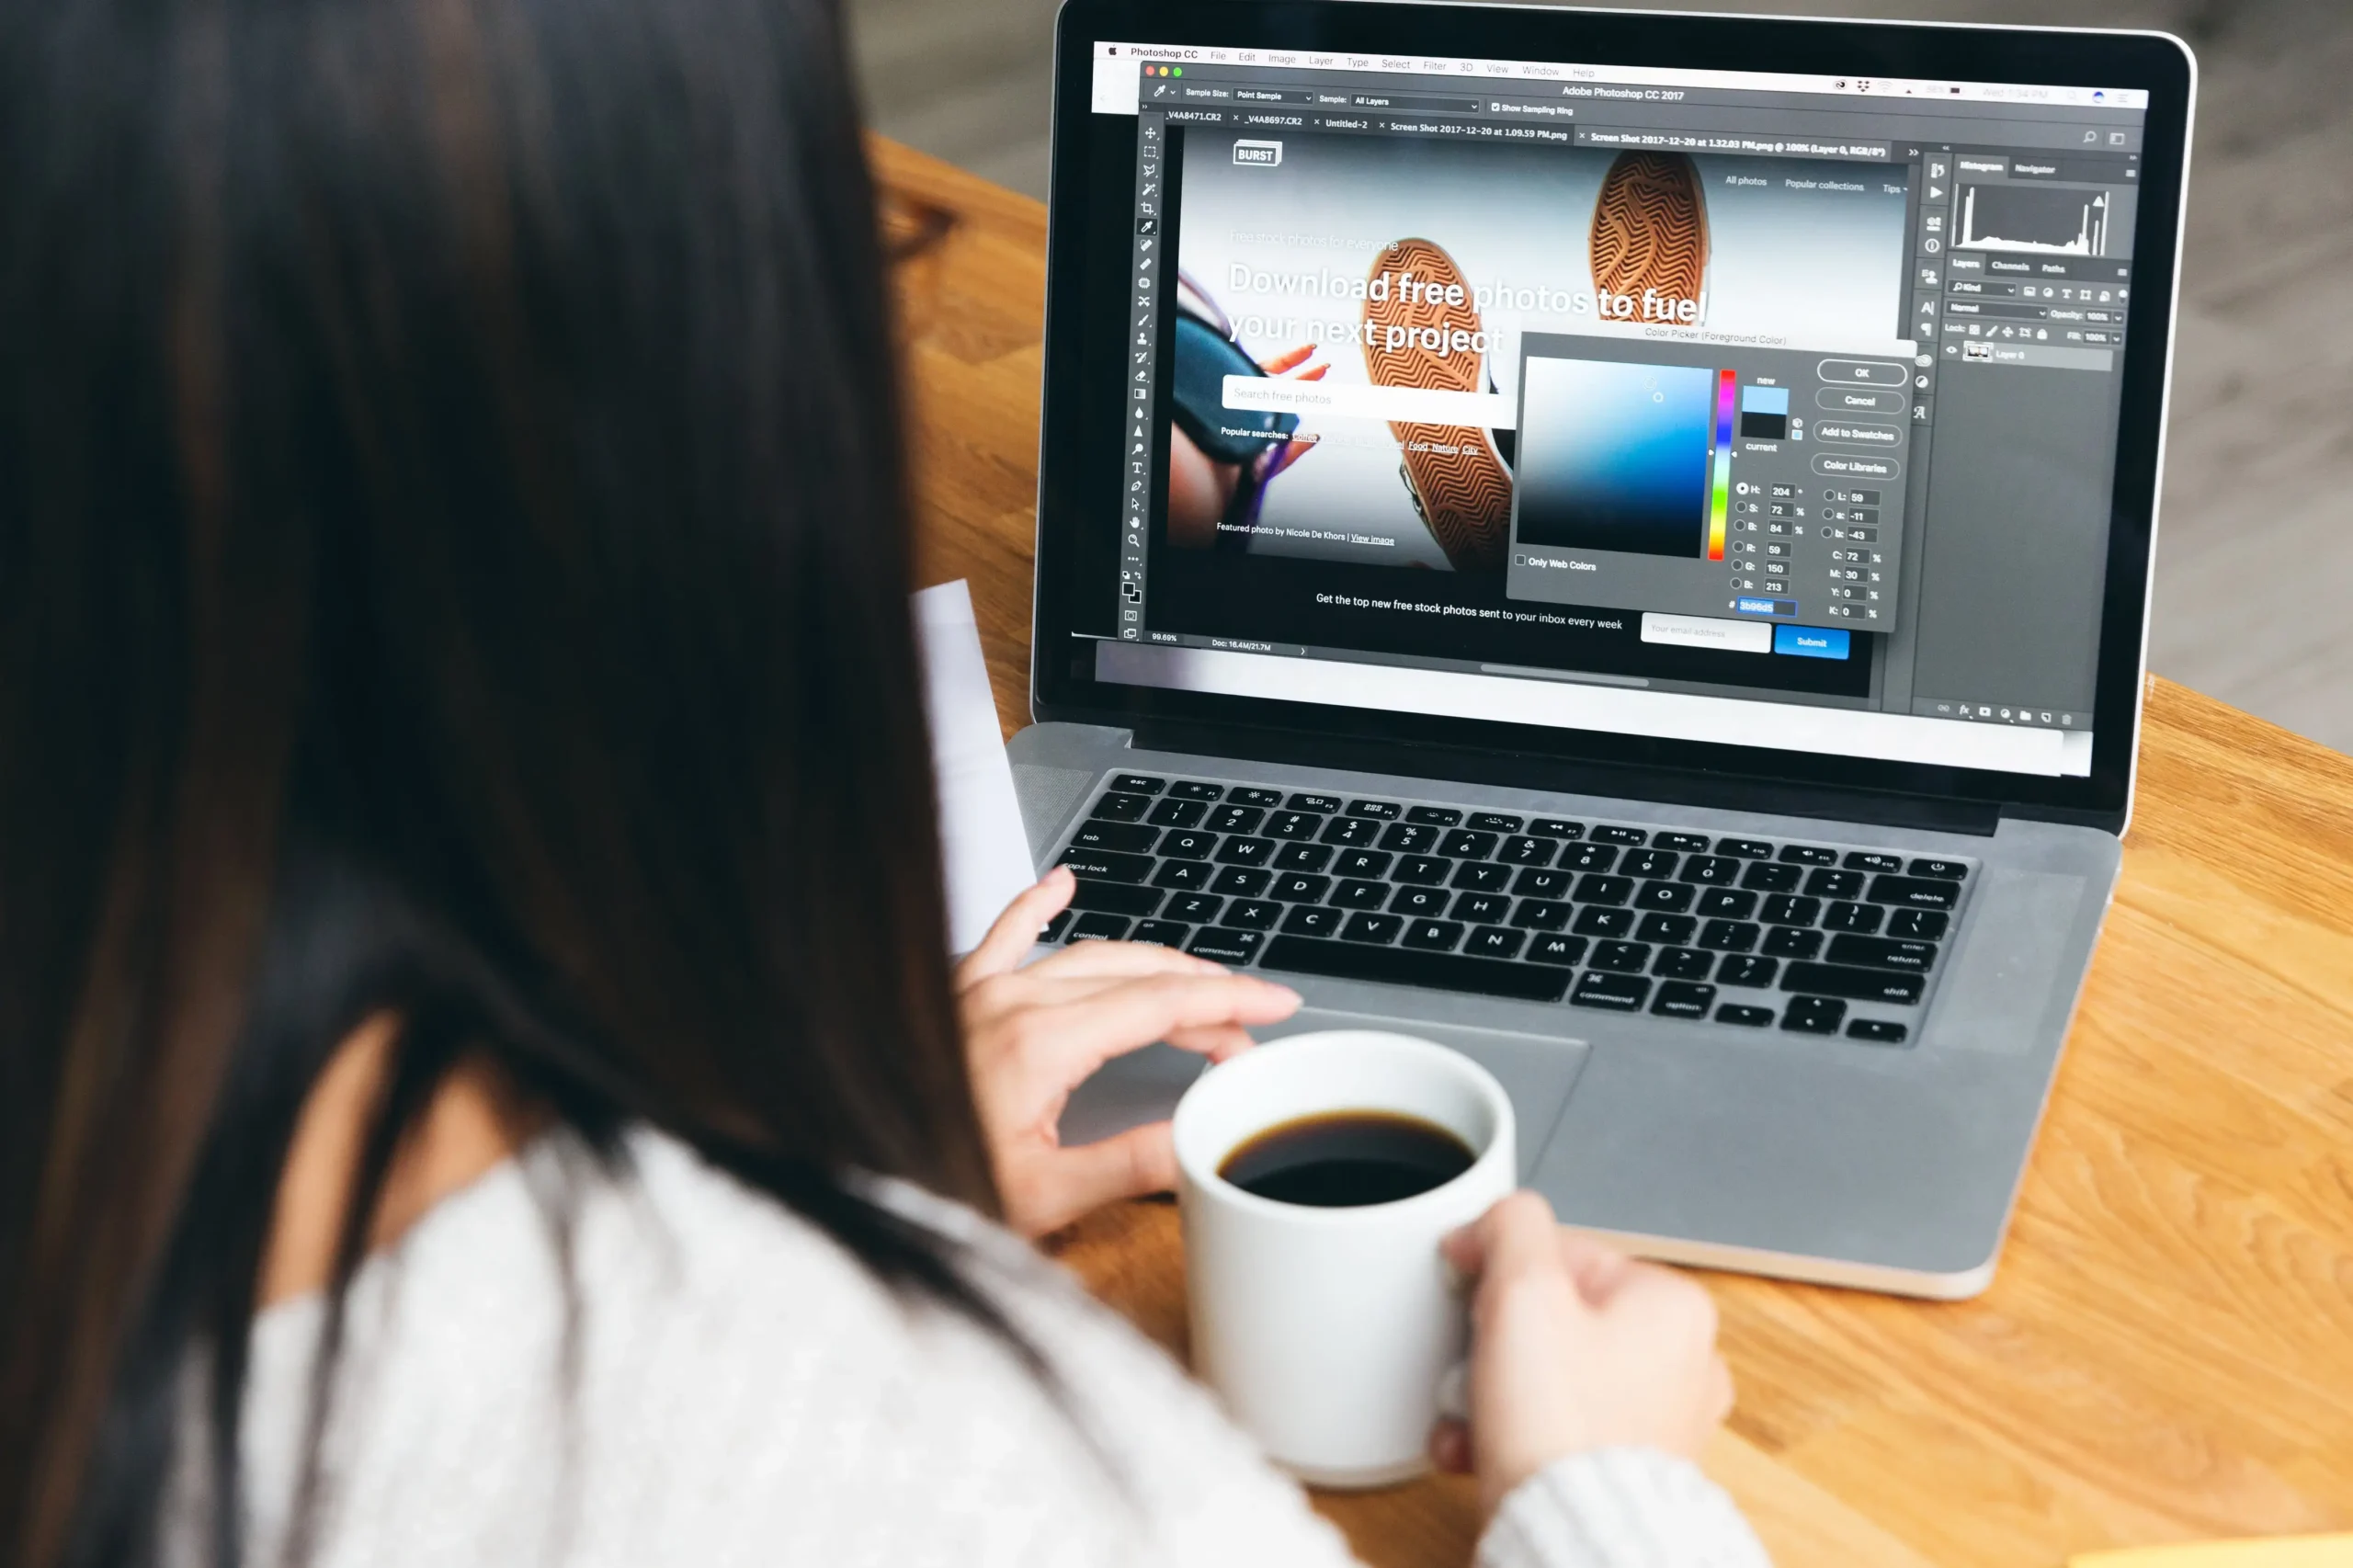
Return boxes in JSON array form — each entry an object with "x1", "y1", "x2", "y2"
[{"x1": 1086, "y1": 44, "x2": 2151, "y2": 777}]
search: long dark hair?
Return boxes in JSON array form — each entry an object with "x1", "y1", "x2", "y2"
[{"x1": 0, "y1": 1, "x2": 1003, "y2": 1563}]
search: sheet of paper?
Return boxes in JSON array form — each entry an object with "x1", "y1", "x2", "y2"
[
  {"x1": 915, "y1": 580, "x2": 1040, "y2": 954},
  {"x1": 2072, "y1": 1536, "x2": 2353, "y2": 1568}
]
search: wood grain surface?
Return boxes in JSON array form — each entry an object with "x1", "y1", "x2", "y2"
[{"x1": 872, "y1": 136, "x2": 2353, "y2": 1568}]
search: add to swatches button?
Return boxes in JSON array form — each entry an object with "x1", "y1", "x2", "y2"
[{"x1": 1774, "y1": 625, "x2": 1851, "y2": 659}]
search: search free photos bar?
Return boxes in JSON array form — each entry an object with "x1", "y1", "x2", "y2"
[{"x1": 1223, "y1": 374, "x2": 1517, "y2": 428}]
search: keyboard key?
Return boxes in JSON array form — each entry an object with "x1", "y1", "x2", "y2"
[
  {"x1": 1260, "y1": 936, "x2": 1571, "y2": 1003},
  {"x1": 1780, "y1": 962, "x2": 1925, "y2": 1005},
  {"x1": 1405, "y1": 805, "x2": 1462, "y2": 825},
  {"x1": 1826, "y1": 935, "x2": 1938, "y2": 973},
  {"x1": 1152, "y1": 860, "x2": 1213, "y2": 891},
  {"x1": 1469, "y1": 812, "x2": 1523, "y2": 833},
  {"x1": 1449, "y1": 861, "x2": 1512, "y2": 892},
  {"x1": 1804, "y1": 868, "x2": 1865, "y2": 899},
  {"x1": 1824, "y1": 901, "x2": 1883, "y2": 934},
  {"x1": 1843, "y1": 851, "x2": 1903, "y2": 873},
  {"x1": 1463, "y1": 926, "x2": 1526, "y2": 960},
  {"x1": 1622, "y1": 849, "x2": 1679, "y2": 880},
  {"x1": 1204, "y1": 804, "x2": 1265, "y2": 834},
  {"x1": 1060, "y1": 847, "x2": 1153, "y2": 883},
  {"x1": 1169, "y1": 780, "x2": 1223, "y2": 801},
  {"x1": 1591, "y1": 825, "x2": 1648, "y2": 846},
  {"x1": 1287, "y1": 793, "x2": 1343, "y2": 813},
  {"x1": 1679, "y1": 855, "x2": 1739, "y2": 885},
  {"x1": 1527, "y1": 933, "x2": 1588, "y2": 967},
  {"x1": 1590, "y1": 940, "x2": 1652, "y2": 973},
  {"x1": 1510, "y1": 899, "x2": 1573, "y2": 931},
  {"x1": 1699, "y1": 919, "x2": 1760, "y2": 953},
  {"x1": 1158, "y1": 829, "x2": 1216, "y2": 859},
  {"x1": 1499, "y1": 835, "x2": 1558, "y2": 867},
  {"x1": 1209, "y1": 868, "x2": 1270, "y2": 897},
  {"x1": 1073, "y1": 881, "x2": 1162, "y2": 918},
  {"x1": 1214, "y1": 836, "x2": 1275, "y2": 867},
  {"x1": 1888, "y1": 908, "x2": 1949, "y2": 941},
  {"x1": 1164, "y1": 892, "x2": 1224, "y2": 924},
  {"x1": 1131, "y1": 920, "x2": 1189, "y2": 949},
  {"x1": 1451, "y1": 892, "x2": 1511, "y2": 924},
  {"x1": 1222, "y1": 898, "x2": 1279, "y2": 930},
  {"x1": 1847, "y1": 1018, "x2": 1911, "y2": 1045},
  {"x1": 1561, "y1": 843, "x2": 1620, "y2": 872},
  {"x1": 1739, "y1": 861, "x2": 1802, "y2": 893},
  {"x1": 1394, "y1": 855, "x2": 1456, "y2": 886},
  {"x1": 1347, "y1": 800, "x2": 1401, "y2": 819},
  {"x1": 1637, "y1": 912, "x2": 1697, "y2": 946},
  {"x1": 1268, "y1": 872, "x2": 1330, "y2": 903},
  {"x1": 1265, "y1": 811, "x2": 1322, "y2": 841},
  {"x1": 1760, "y1": 894, "x2": 1821, "y2": 926},
  {"x1": 1071, "y1": 912, "x2": 1131, "y2": 941},
  {"x1": 1715, "y1": 837, "x2": 1774, "y2": 858},
  {"x1": 1653, "y1": 945, "x2": 1713, "y2": 980},
  {"x1": 1090, "y1": 791, "x2": 1151, "y2": 823},
  {"x1": 1529, "y1": 818, "x2": 1585, "y2": 839},
  {"x1": 1379, "y1": 823, "x2": 1439, "y2": 854},
  {"x1": 1390, "y1": 885, "x2": 1450, "y2": 918},
  {"x1": 1319, "y1": 815, "x2": 1381, "y2": 846},
  {"x1": 1403, "y1": 918, "x2": 1465, "y2": 951},
  {"x1": 1695, "y1": 888, "x2": 1757, "y2": 919},
  {"x1": 1147, "y1": 798, "x2": 1208, "y2": 829},
  {"x1": 1715, "y1": 954, "x2": 1779, "y2": 987},
  {"x1": 1573, "y1": 906, "x2": 1636, "y2": 938},
  {"x1": 1717, "y1": 1004, "x2": 1776, "y2": 1028},
  {"x1": 1333, "y1": 848, "x2": 1392, "y2": 879},
  {"x1": 1780, "y1": 995, "x2": 1847, "y2": 1033},
  {"x1": 1574, "y1": 873, "x2": 1635, "y2": 906},
  {"x1": 1652, "y1": 981, "x2": 1716, "y2": 1020},
  {"x1": 1186, "y1": 927, "x2": 1266, "y2": 963},
  {"x1": 1438, "y1": 829, "x2": 1498, "y2": 859},
  {"x1": 1281, "y1": 904, "x2": 1343, "y2": 937},
  {"x1": 1230, "y1": 788, "x2": 1285, "y2": 808},
  {"x1": 1868, "y1": 875, "x2": 1960, "y2": 912},
  {"x1": 1071, "y1": 821, "x2": 1158, "y2": 854},
  {"x1": 1514, "y1": 868, "x2": 1575, "y2": 900},
  {"x1": 1331, "y1": 880, "x2": 1391, "y2": 910},
  {"x1": 1109, "y1": 774, "x2": 1165, "y2": 795},
  {"x1": 1908, "y1": 858, "x2": 1970, "y2": 881},
  {"x1": 1633, "y1": 881, "x2": 1697, "y2": 913},
  {"x1": 1041, "y1": 909, "x2": 1074, "y2": 943},
  {"x1": 1778, "y1": 845, "x2": 1839, "y2": 866},
  {"x1": 1571, "y1": 972, "x2": 1651, "y2": 1010},
  {"x1": 1761, "y1": 926, "x2": 1824, "y2": 960},
  {"x1": 1655, "y1": 832, "x2": 1711, "y2": 853},
  {"x1": 1272, "y1": 842, "x2": 1334, "y2": 872}
]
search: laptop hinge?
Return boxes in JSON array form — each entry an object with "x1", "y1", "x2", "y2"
[{"x1": 1130, "y1": 719, "x2": 2000, "y2": 837}]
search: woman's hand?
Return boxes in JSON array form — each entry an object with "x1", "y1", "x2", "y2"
[
  {"x1": 956, "y1": 868, "x2": 1302, "y2": 1237},
  {"x1": 1431, "y1": 1190, "x2": 1735, "y2": 1516}
]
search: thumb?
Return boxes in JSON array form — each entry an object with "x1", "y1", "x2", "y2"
[{"x1": 1010, "y1": 1121, "x2": 1179, "y2": 1237}]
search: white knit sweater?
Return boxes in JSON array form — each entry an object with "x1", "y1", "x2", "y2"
[{"x1": 187, "y1": 1130, "x2": 1771, "y2": 1568}]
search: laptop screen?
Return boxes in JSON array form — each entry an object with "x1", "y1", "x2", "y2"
[{"x1": 1075, "y1": 40, "x2": 2159, "y2": 780}]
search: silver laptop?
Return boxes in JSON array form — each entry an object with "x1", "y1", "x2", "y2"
[{"x1": 1014, "y1": 1, "x2": 2195, "y2": 1297}]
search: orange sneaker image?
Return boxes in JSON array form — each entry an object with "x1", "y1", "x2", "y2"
[
  {"x1": 1588, "y1": 151, "x2": 1710, "y2": 317},
  {"x1": 1358, "y1": 237, "x2": 1514, "y2": 574}
]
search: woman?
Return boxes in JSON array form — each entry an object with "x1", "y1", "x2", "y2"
[{"x1": 0, "y1": 2, "x2": 1770, "y2": 1565}]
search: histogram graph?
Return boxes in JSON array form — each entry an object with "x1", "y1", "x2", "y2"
[{"x1": 1958, "y1": 183, "x2": 2111, "y2": 257}]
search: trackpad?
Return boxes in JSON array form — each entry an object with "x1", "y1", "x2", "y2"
[{"x1": 1059, "y1": 1009, "x2": 1590, "y2": 1186}]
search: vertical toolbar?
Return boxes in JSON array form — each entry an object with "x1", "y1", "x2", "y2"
[{"x1": 1118, "y1": 103, "x2": 1162, "y2": 641}]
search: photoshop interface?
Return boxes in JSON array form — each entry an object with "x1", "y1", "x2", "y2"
[{"x1": 1091, "y1": 43, "x2": 2150, "y2": 777}]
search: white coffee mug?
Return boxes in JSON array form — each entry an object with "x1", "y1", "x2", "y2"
[{"x1": 1172, "y1": 1029, "x2": 1516, "y2": 1488}]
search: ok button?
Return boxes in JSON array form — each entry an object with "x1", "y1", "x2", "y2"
[{"x1": 1817, "y1": 358, "x2": 1907, "y2": 387}]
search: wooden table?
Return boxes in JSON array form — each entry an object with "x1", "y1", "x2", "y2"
[{"x1": 876, "y1": 137, "x2": 2353, "y2": 1568}]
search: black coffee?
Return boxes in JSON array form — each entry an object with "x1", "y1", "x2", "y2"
[{"x1": 1218, "y1": 1110, "x2": 1475, "y2": 1209}]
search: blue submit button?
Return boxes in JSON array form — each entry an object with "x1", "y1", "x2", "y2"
[{"x1": 1774, "y1": 625, "x2": 1851, "y2": 660}]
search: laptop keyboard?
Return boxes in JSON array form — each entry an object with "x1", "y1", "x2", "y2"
[{"x1": 1043, "y1": 773, "x2": 1974, "y2": 1046}]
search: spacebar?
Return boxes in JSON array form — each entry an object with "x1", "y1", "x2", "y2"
[{"x1": 1259, "y1": 937, "x2": 1571, "y2": 1003}]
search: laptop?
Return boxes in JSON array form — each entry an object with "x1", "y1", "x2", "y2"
[{"x1": 1014, "y1": 0, "x2": 2195, "y2": 1297}]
